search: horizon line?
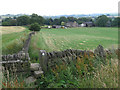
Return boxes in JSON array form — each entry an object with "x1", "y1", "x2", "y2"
[{"x1": 0, "y1": 12, "x2": 118, "y2": 16}]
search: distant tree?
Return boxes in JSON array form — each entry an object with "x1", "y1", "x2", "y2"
[
  {"x1": 2, "y1": 17, "x2": 12, "y2": 22},
  {"x1": 67, "y1": 17, "x2": 77, "y2": 22},
  {"x1": 17, "y1": 15, "x2": 30, "y2": 25},
  {"x1": 30, "y1": 14, "x2": 38, "y2": 23},
  {"x1": 76, "y1": 17, "x2": 93, "y2": 24},
  {"x1": 29, "y1": 23, "x2": 41, "y2": 31},
  {"x1": 76, "y1": 18, "x2": 83, "y2": 24},
  {"x1": 61, "y1": 21, "x2": 65, "y2": 26},
  {"x1": 2, "y1": 22, "x2": 10, "y2": 26},
  {"x1": 30, "y1": 13, "x2": 45, "y2": 25},
  {"x1": 48, "y1": 18, "x2": 53, "y2": 25},
  {"x1": 53, "y1": 18, "x2": 60, "y2": 25},
  {"x1": 9, "y1": 19, "x2": 17, "y2": 26},
  {"x1": 59, "y1": 16, "x2": 68, "y2": 23},
  {"x1": 106, "y1": 18, "x2": 112, "y2": 27},
  {"x1": 38, "y1": 16, "x2": 45, "y2": 25},
  {"x1": 111, "y1": 17, "x2": 120, "y2": 27},
  {"x1": 44, "y1": 18, "x2": 49, "y2": 25},
  {"x1": 95, "y1": 15, "x2": 109, "y2": 27},
  {"x1": 2, "y1": 17, "x2": 17, "y2": 26},
  {"x1": 2, "y1": 18, "x2": 11, "y2": 26}
]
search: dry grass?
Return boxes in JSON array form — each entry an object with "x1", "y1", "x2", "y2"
[
  {"x1": 93, "y1": 58, "x2": 118, "y2": 88},
  {"x1": 1, "y1": 26, "x2": 25, "y2": 34},
  {"x1": 0, "y1": 65, "x2": 3, "y2": 89}
]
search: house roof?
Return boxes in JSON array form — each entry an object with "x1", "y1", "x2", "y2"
[{"x1": 83, "y1": 22, "x2": 93, "y2": 24}]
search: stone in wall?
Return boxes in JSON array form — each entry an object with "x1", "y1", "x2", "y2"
[{"x1": 30, "y1": 63, "x2": 40, "y2": 71}]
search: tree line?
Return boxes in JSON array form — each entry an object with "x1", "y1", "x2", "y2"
[{"x1": 2, "y1": 13, "x2": 120, "y2": 27}]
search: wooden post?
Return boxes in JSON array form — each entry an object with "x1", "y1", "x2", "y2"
[{"x1": 39, "y1": 50, "x2": 48, "y2": 72}]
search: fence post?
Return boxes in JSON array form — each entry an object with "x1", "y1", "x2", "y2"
[{"x1": 39, "y1": 50, "x2": 48, "y2": 72}]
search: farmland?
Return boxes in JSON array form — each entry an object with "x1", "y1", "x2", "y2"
[
  {"x1": 1, "y1": 26, "x2": 118, "y2": 88},
  {"x1": 29, "y1": 27, "x2": 118, "y2": 59},
  {"x1": 1, "y1": 26, "x2": 118, "y2": 59},
  {"x1": 1, "y1": 26, "x2": 29, "y2": 54}
]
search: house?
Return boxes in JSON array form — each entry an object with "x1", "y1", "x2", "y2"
[
  {"x1": 56, "y1": 25, "x2": 62, "y2": 28},
  {"x1": 65, "y1": 22, "x2": 79, "y2": 27},
  {"x1": 48, "y1": 26, "x2": 51, "y2": 29},
  {"x1": 81, "y1": 22, "x2": 94, "y2": 27},
  {"x1": 80, "y1": 23, "x2": 86, "y2": 27},
  {"x1": 52, "y1": 25, "x2": 62, "y2": 28}
]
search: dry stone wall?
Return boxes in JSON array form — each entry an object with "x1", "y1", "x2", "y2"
[
  {"x1": 1, "y1": 32, "x2": 35, "y2": 72},
  {"x1": 39, "y1": 45, "x2": 119, "y2": 72}
]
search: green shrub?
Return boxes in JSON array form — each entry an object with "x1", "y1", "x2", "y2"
[{"x1": 29, "y1": 23, "x2": 41, "y2": 31}]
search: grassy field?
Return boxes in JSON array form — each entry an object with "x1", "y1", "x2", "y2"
[
  {"x1": 29, "y1": 27, "x2": 118, "y2": 59},
  {"x1": 1, "y1": 26, "x2": 118, "y2": 88},
  {"x1": 1, "y1": 26, "x2": 29, "y2": 54},
  {"x1": 29, "y1": 27, "x2": 118, "y2": 88},
  {"x1": 1, "y1": 26, "x2": 118, "y2": 58},
  {"x1": 1, "y1": 26, "x2": 25, "y2": 34}
]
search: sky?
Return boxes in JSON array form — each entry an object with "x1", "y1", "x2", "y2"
[{"x1": 0, "y1": 0, "x2": 119, "y2": 16}]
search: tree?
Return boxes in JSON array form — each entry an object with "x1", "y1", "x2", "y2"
[
  {"x1": 67, "y1": 17, "x2": 77, "y2": 22},
  {"x1": 76, "y1": 17, "x2": 93, "y2": 24},
  {"x1": 95, "y1": 15, "x2": 109, "y2": 27},
  {"x1": 111, "y1": 17, "x2": 120, "y2": 27},
  {"x1": 53, "y1": 18, "x2": 60, "y2": 25},
  {"x1": 17, "y1": 15, "x2": 30, "y2": 26},
  {"x1": 48, "y1": 18, "x2": 53, "y2": 25},
  {"x1": 30, "y1": 13, "x2": 45, "y2": 25},
  {"x1": 44, "y1": 18, "x2": 49, "y2": 25},
  {"x1": 59, "y1": 16, "x2": 68, "y2": 23},
  {"x1": 2, "y1": 18, "x2": 11, "y2": 26},
  {"x1": 2, "y1": 22, "x2": 10, "y2": 26},
  {"x1": 61, "y1": 21, "x2": 65, "y2": 26},
  {"x1": 29, "y1": 23, "x2": 41, "y2": 31},
  {"x1": 30, "y1": 14, "x2": 38, "y2": 24},
  {"x1": 2, "y1": 17, "x2": 17, "y2": 26},
  {"x1": 9, "y1": 19, "x2": 17, "y2": 26}
]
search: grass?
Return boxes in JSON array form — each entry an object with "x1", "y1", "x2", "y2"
[
  {"x1": 29, "y1": 27, "x2": 118, "y2": 60},
  {"x1": 1, "y1": 26, "x2": 30, "y2": 54},
  {"x1": 1, "y1": 26, "x2": 25, "y2": 34},
  {"x1": 1, "y1": 50, "x2": 118, "y2": 88},
  {"x1": 36, "y1": 50, "x2": 118, "y2": 88},
  {"x1": 1, "y1": 26, "x2": 118, "y2": 88},
  {"x1": 1, "y1": 66, "x2": 35, "y2": 88}
]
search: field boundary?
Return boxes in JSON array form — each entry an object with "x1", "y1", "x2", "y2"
[
  {"x1": 1, "y1": 32, "x2": 35, "y2": 72},
  {"x1": 39, "y1": 45, "x2": 119, "y2": 72}
]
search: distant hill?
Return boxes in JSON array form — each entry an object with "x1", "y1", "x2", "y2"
[
  {"x1": 0, "y1": 13, "x2": 118, "y2": 19},
  {"x1": 44, "y1": 13, "x2": 118, "y2": 19},
  {"x1": 0, "y1": 14, "x2": 30, "y2": 19}
]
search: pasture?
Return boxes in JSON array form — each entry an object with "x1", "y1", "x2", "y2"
[
  {"x1": 1, "y1": 26, "x2": 118, "y2": 59},
  {"x1": 29, "y1": 27, "x2": 118, "y2": 59},
  {"x1": 1, "y1": 26, "x2": 25, "y2": 34},
  {"x1": 1, "y1": 26, "x2": 29, "y2": 54},
  {"x1": 1, "y1": 26, "x2": 118, "y2": 88}
]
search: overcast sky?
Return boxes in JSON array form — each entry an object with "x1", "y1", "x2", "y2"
[{"x1": 0, "y1": 0, "x2": 119, "y2": 16}]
